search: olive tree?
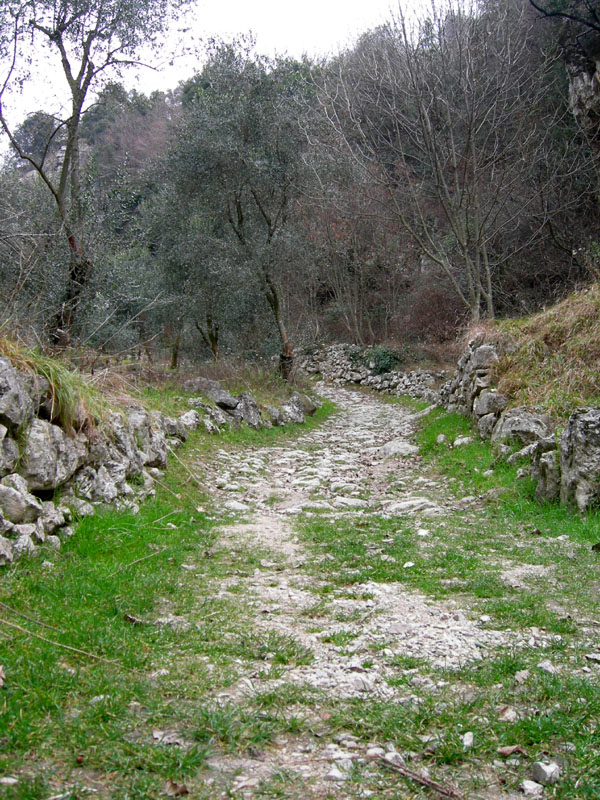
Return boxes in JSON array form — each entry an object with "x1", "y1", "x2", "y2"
[
  {"x1": 170, "y1": 43, "x2": 312, "y2": 377},
  {"x1": 0, "y1": 0, "x2": 193, "y2": 343}
]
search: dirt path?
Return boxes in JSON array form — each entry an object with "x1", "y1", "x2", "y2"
[{"x1": 192, "y1": 386, "x2": 549, "y2": 798}]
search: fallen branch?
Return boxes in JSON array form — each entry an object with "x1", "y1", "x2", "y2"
[
  {"x1": 166, "y1": 445, "x2": 204, "y2": 489},
  {"x1": 0, "y1": 600, "x2": 60, "y2": 631},
  {"x1": 152, "y1": 510, "x2": 182, "y2": 524},
  {"x1": 378, "y1": 757, "x2": 463, "y2": 799},
  {"x1": 108, "y1": 547, "x2": 167, "y2": 578},
  {"x1": 152, "y1": 476, "x2": 183, "y2": 501},
  {"x1": 0, "y1": 618, "x2": 120, "y2": 666}
]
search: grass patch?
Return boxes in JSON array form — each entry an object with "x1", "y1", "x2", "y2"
[
  {"x1": 0, "y1": 337, "x2": 104, "y2": 431},
  {"x1": 0, "y1": 379, "x2": 335, "y2": 797}
]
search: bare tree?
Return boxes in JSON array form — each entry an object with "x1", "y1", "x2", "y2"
[{"x1": 318, "y1": 0, "x2": 587, "y2": 322}]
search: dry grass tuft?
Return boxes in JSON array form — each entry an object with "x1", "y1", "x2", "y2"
[
  {"x1": 467, "y1": 283, "x2": 600, "y2": 417},
  {"x1": 0, "y1": 338, "x2": 104, "y2": 432}
]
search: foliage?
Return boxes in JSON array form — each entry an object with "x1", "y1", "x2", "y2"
[{"x1": 0, "y1": 0, "x2": 194, "y2": 342}]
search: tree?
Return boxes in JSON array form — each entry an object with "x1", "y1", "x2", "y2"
[
  {"x1": 528, "y1": 1, "x2": 600, "y2": 193},
  {"x1": 0, "y1": 0, "x2": 192, "y2": 344},
  {"x1": 319, "y1": 0, "x2": 589, "y2": 322},
  {"x1": 171, "y1": 43, "x2": 312, "y2": 377}
]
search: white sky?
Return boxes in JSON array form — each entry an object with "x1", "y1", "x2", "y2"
[
  {"x1": 1, "y1": 0, "x2": 429, "y2": 134},
  {"x1": 131, "y1": 0, "x2": 428, "y2": 93}
]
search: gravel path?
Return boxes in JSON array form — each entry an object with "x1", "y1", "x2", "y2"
[{"x1": 195, "y1": 386, "x2": 533, "y2": 798}]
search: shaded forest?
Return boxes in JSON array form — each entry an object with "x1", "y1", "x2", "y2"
[{"x1": 0, "y1": 0, "x2": 598, "y2": 370}]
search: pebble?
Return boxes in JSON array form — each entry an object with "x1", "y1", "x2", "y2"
[
  {"x1": 325, "y1": 766, "x2": 348, "y2": 781},
  {"x1": 384, "y1": 751, "x2": 406, "y2": 767},
  {"x1": 532, "y1": 761, "x2": 561, "y2": 785},
  {"x1": 462, "y1": 731, "x2": 474, "y2": 750},
  {"x1": 521, "y1": 779, "x2": 544, "y2": 797},
  {"x1": 538, "y1": 659, "x2": 558, "y2": 675}
]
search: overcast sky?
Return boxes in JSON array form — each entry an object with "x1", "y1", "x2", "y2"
[
  {"x1": 129, "y1": 0, "x2": 429, "y2": 94},
  {"x1": 1, "y1": 0, "x2": 430, "y2": 131}
]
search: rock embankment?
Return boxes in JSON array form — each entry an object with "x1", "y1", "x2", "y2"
[
  {"x1": 0, "y1": 357, "x2": 316, "y2": 564},
  {"x1": 440, "y1": 337, "x2": 600, "y2": 513}
]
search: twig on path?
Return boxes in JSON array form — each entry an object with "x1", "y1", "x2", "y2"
[
  {"x1": 166, "y1": 445, "x2": 204, "y2": 489},
  {"x1": 108, "y1": 547, "x2": 167, "y2": 578},
  {"x1": 152, "y1": 476, "x2": 183, "y2": 501},
  {"x1": 378, "y1": 757, "x2": 463, "y2": 799},
  {"x1": 0, "y1": 618, "x2": 121, "y2": 667},
  {"x1": 152, "y1": 510, "x2": 182, "y2": 524},
  {"x1": 0, "y1": 600, "x2": 61, "y2": 631}
]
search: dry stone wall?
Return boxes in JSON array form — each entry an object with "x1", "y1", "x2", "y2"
[
  {"x1": 0, "y1": 357, "x2": 317, "y2": 565},
  {"x1": 300, "y1": 344, "x2": 445, "y2": 403},
  {"x1": 301, "y1": 341, "x2": 600, "y2": 514},
  {"x1": 440, "y1": 337, "x2": 600, "y2": 514}
]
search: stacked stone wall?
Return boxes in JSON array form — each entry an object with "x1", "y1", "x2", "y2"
[{"x1": 0, "y1": 357, "x2": 316, "y2": 564}]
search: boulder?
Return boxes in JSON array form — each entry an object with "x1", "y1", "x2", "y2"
[
  {"x1": 13, "y1": 533, "x2": 35, "y2": 558},
  {"x1": 491, "y1": 407, "x2": 554, "y2": 449},
  {"x1": 560, "y1": 407, "x2": 600, "y2": 512},
  {"x1": 477, "y1": 413, "x2": 497, "y2": 439},
  {"x1": 184, "y1": 377, "x2": 239, "y2": 410},
  {"x1": 0, "y1": 535, "x2": 13, "y2": 564},
  {"x1": 295, "y1": 393, "x2": 319, "y2": 416},
  {"x1": 0, "y1": 357, "x2": 33, "y2": 430},
  {"x1": 469, "y1": 344, "x2": 499, "y2": 370},
  {"x1": 472, "y1": 390, "x2": 509, "y2": 418},
  {"x1": 179, "y1": 409, "x2": 203, "y2": 431},
  {"x1": 159, "y1": 414, "x2": 187, "y2": 442},
  {"x1": 14, "y1": 521, "x2": 45, "y2": 543},
  {"x1": 105, "y1": 412, "x2": 145, "y2": 476},
  {"x1": 0, "y1": 424, "x2": 19, "y2": 477},
  {"x1": 18, "y1": 418, "x2": 88, "y2": 490},
  {"x1": 236, "y1": 392, "x2": 263, "y2": 429},
  {"x1": 126, "y1": 406, "x2": 168, "y2": 468},
  {"x1": 264, "y1": 405, "x2": 285, "y2": 426},
  {"x1": 281, "y1": 395, "x2": 305, "y2": 424},
  {"x1": 535, "y1": 450, "x2": 561, "y2": 503},
  {"x1": 380, "y1": 439, "x2": 419, "y2": 459},
  {"x1": 40, "y1": 501, "x2": 66, "y2": 534},
  {"x1": 0, "y1": 474, "x2": 43, "y2": 523}
]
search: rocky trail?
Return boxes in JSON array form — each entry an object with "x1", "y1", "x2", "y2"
[{"x1": 172, "y1": 385, "x2": 597, "y2": 799}]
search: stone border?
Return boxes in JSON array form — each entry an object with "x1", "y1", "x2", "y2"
[{"x1": 0, "y1": 356, "x2": 318, "y2": 565}]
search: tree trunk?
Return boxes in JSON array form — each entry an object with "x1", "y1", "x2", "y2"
[
  {"x1": 264, "y1": 271, "x2": 294, "y2": 381},
  {"x1": 170, "y1": 330, "x2": 182, "y2": 369},
  {"x1": 49, "y1": 244, "x2": 92, "y2": 347},
  {"x1": 196, "y1": 314, "x2": 220, "y2": 361}
]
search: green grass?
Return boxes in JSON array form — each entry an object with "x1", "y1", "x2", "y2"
[{"x1": 0, "y1": 389, "x2": 336, "y2": 798}]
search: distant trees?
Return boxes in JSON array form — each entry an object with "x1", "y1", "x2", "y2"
[
  {"x1": 529, "y1": 1, "x2": 600, "y2": 195},
  {"x1": 0, "y1": 0, "x2": 192, "y2": 344},
  {"x1": 0, "y1": 0, "x2": 598, "y2": 361},
  {"x1": 318, "y1": 0, "x2": 594, "y2": 322}
]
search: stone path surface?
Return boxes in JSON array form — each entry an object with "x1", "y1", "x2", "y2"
[{"x1": 192, "y1": 386, "x2": 555, "y2": 798}]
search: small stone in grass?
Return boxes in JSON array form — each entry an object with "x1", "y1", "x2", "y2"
[
  {"x1": 532, "y1": 761, "x2": 561, "y2": 785},
  {"x1": 326, "y1": 766, "x2": 348, "y2": 782},
  {"x1": 521, "y1": 779, "x2": 544, "y2": 797},
  {"x1": 403, "y1": 561, "x2": 415, "y2": 569},
  {"x1": 462, "y1": 731, "x2": 474, "y2": 750}
]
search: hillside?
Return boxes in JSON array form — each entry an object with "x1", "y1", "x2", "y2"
[{"x1": 473, "y1": 283, "x2": 600, "y2": 419}]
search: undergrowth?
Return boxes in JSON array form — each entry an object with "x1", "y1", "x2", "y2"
[
  {"x1": 0, "y1": 338, "x2": 104, "y2": 431},
  {"x1": 478, "y1": 282, "x2": 600, "y2": 416}
]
